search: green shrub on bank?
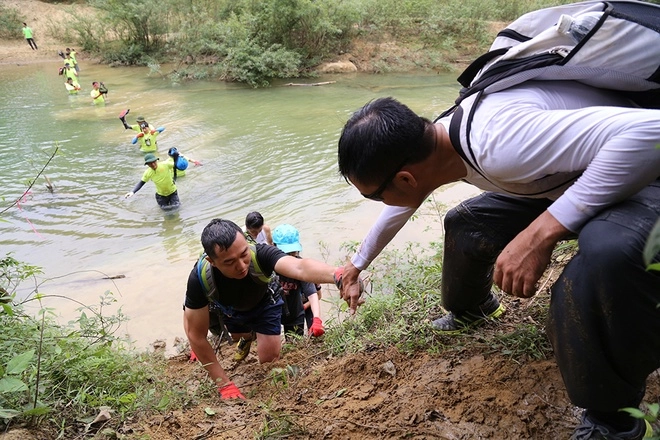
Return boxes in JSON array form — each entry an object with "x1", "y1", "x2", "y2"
[
  {"x1": 58, "y1": 0, "x2": 598, "y2": 86},
  {"x1": 0, "y1": 6, "x2": 24, "y2": 40},
  {"x1": 0, "y1": 255, "x2": 184, "y2": 435},
  {"x1": 324, "y1": 240, "x2": 446, "y2": 354}
]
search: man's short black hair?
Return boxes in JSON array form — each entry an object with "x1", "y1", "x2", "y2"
[
  {"x1": 245, "y1": 211, "x2": 264, "y2": 229},
  {"x1": 201, "y1": 219, "x2": 243, "y2": 258},
  {"x1": 338, "y1": 97, "x2": 435, "y2": 185}
]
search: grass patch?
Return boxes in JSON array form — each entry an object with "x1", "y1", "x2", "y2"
[{"x1": 0, "y1": 255, "x2": 195, "y2": 437}]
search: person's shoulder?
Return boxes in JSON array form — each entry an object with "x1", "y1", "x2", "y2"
[
  {"x1": 256, "y1": 242, "x2": 284, "y2": 255},
  {"x1": 256, "y1": 243, "x2": 287, "y2": 263}
]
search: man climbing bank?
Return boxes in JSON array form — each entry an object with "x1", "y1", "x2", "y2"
[{"x1": 183, "y1": 219, "x2": 352, "y2": 399}]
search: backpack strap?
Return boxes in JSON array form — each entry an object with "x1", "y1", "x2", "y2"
[
  {"x1": 197, "y1": 254, "x2": 214, "y2": 296},
  {"x1": 248, "y1": 243, "x2": 271, "y2": 285},
  {"x1": 456, "y1": 48, "x2": 509, "y2": 88},
  {"x1": 197, "y1": 243, "x2": 271, "y2": 301}
]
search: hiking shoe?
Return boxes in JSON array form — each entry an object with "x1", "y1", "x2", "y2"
[
  {"x1": 233, "y1": 333, "x2": 255, "y2": 362},
  {"x1": 571, "y1": 412, "x2": 653, "y2": 440},
  {"x1": 431, "y1": 292, "x2": 505, "y2": 335}
]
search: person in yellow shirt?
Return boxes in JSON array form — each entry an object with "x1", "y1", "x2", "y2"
[
  {"x1": 165, "y1": 147, "x2": 202, "y2": 179},
  {"x1": 59, "y1": 62, "x2": 78, "y2": 83},
  {"x1": 90, "y1": 81, "x2": 107, "y2": 104},
  {"x1": 65, "y1": 78, "x2": 81, "y2": 94},
  {"x1": 124, "y1": 153, "x2": 180, "y2": 210},
  {"x1": 22, "y1": 23, "x2": 37, "y2": 50},
  {"x1": 66, "y1": 48, "x2": 79, "y2": 73},
  {"x1": 131, "y1": 122, "x2": 165, "y2": 153}
]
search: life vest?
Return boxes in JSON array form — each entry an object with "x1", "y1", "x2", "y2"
[
  {"x1": 437, "y1": 0, "x2": 660, "y2": 192},
  {"x1": 196, "y1": 243, "x2": 271, "y2": 304}
]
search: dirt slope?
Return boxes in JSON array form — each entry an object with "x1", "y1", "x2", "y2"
[
  {"x1": 105, "y1": 324, "x2": 659, "y2": 440},
  {"x1": 0, "y1": 0, "x2": 90, "y2": 65}
]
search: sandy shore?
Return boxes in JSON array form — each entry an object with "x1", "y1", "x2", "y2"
[{"x1": 0, "y1": 0, "x2": 89, "y2": 65}]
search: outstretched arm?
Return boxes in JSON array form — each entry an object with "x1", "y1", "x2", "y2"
[
  {"x1": 274, "y1": 255, "x2": 335, "y2": 285},
  {"x1": 125, "y1": 181, "x2": 146, "y2": 198},
  {"x1": 263, "y1": 224, "x2": 273, "y2": 246}
]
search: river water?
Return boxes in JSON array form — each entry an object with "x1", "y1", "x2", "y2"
[{"x1": 0, "y1": 61, "x2": 481, "y2": 351}]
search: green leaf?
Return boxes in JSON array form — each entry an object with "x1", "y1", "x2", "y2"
[
  {"x1": 646, "y1": 263, "x2": 660, "y2": 272},
  {"x1": 643, "y1": 219, "x2": 660, "y2": 266},
  {"x1": 0, "y1": 408, "x2": 21, "y2": 419},
  {"x1": 6, "y1": 350, "x2": 34, "y2": 375},
  {"x1": 22, "y1": 406, "x2": 51, "y2": 416},
  {"x1": 156, "y1": 395, "x2": 170, "y2": 411},
  {"x1": 119, "y1": 393, "x2": 136, "y2": 404},
  {"x1": 620, "y1": 407, "x2": 645, "y2": 419},
  {"x1": 0, "y1": 377, "x2": 29, "y2": 393},
  {"x1": 204, "y1": 407, "x2": 216, "y2": 416}
]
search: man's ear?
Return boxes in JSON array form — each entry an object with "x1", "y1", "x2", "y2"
[
  {"x1": 396, "y1": 170, "x2": 418, "y2": 188},
  {"x1": 205, "y1": 255, "x2": 216, "y2": 267}
]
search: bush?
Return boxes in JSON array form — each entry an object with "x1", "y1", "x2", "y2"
[
  {"x1": 218, "y1": 41, "x2": 302, "y2": 88},
  {"x1": 0, "y1": 255, "x2": 183, "y2": 434},
  {"x1": 0, "y1": 6, "x2": 24, "y2": 40}
]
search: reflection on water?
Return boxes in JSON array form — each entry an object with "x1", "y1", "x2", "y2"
[{"x1": 0, "y1": 61, "x2": 480, "y2": 350}]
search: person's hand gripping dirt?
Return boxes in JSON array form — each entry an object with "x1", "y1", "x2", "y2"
[
  {"x1": 334, "y1": 263, "x2": 365, "y2": 315},
  {"x1": 218, "y1": 381, "x2": 245, "y2": 400}
]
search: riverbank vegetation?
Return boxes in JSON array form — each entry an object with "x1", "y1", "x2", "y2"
[{"x1": 4, "y1": 0, "x2": 582, "y2": 87}]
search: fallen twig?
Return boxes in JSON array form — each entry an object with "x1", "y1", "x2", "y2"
[{"x1": 284, "y1": 81, "x2": 336, "y2": 86}]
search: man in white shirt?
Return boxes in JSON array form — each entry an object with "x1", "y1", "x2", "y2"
[{"x1": 337, "y1": 83, "x2": 660, "y2": 439}]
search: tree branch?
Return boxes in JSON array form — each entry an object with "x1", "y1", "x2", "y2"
[{"x1": 0, "y1": 146, "x2": 59, "y2": 216}]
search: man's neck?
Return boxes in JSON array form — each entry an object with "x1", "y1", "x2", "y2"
[{"x1": 428, "y1": 123, "x2": 467, "y2": 188}]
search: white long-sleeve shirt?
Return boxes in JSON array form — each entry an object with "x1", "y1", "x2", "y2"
[{"x1": 351, "y1": 81, "x2": 660, "y2": 270}]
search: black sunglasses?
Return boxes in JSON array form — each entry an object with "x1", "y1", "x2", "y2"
[{"x1": 360, "y1": 157, "x2": 409, "y2": 202}]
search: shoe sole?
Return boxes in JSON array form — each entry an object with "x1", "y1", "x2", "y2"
[{"x1": 432, "y1": 304, "x2": 506, "y2": 335}]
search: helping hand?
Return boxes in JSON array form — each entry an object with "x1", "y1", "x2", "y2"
[
  {"x1": 334, "y1": 264, "x2": 365, "y2": 315},
  {"x1": 124, "y1": 191, "x2": 134, "y2": 199},
  {"x1": 218, "y1": 381, "x2": 245, "y2": 400},
  {"x1": 309, "y1": 317, "x2": 325, "y2": 337}
]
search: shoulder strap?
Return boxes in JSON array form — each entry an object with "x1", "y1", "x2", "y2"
[
  {"x1": 197, "y1": 253, "x2": 214, "y2": 297},
  {"x1": 197, "y1": 244, "x2": 271, "y2": 300},
  {"x1": 248, "y1": 243, "x2": 271, "y2": 285}
]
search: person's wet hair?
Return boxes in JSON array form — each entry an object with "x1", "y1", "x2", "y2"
[{"x1": 201, "y1": 219, "x2": 244, "y2": 258}]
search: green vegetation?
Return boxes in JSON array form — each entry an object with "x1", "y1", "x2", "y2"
[
  {"x1": 0, "y1": 254, "x2": 192, "y2": 437},
  {"x1": 0, "y1": 5, "x2": 25, "y2": 40},
  {"x1": 53, "y1": 0, "x2": 581, "y2": 87},
  {"x1": 323, "y1": 235, "x2": 556, "y2": 363}
]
